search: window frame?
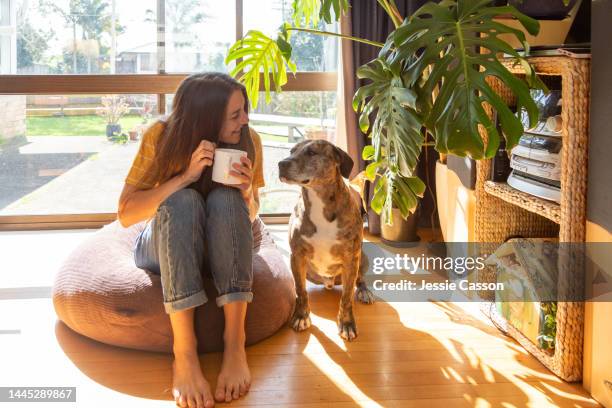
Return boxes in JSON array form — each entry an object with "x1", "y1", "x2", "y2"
[{"x1": 0, "y1": 0, "x2": 336, "y2": 230}]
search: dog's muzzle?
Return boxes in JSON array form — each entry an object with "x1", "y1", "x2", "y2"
[
  {"x1": 278, "y1": 159, "x2": 291, "y2": 177},
  {"x1": 278, "y1": 159, "x2": 292, "y2": 183}
]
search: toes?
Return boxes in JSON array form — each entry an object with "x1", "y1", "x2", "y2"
[
  {"x1": 356, "y1": 288, "x2": 375, "y2": 304},
  {"x1": 214, "y1": 386, "x2": 225, "y2": 403},
  {"x1": 232, "y1": 383, "x2": 240, "y2": 400},
  {"x1": 188, "y1": 396, "x2": 198, "y2": 408},
  {"x1": 203, "y1": 395, "x2": 215, "y2": 408},
  {"x1": 214, "y1": 380, "x2": 226, "y2": 403},
  {"x1": 178, "y1": 395, "x2": 188, "y2": 408},
  {"x1": 291, "y1": 314, "x2": 311, "y2": 331},
  {"x1": 338, "y1": 320, "x2": 358, "y2": 341},
  {"x1": 172, "y1": 389, "x2": 181, "y2": 404},
  {"x1": 195, "y1": 394, "x2": 204, "y2": 408},
  {"x1": 239, "y1": 381, "x2": 248, "y2": 397},
  {"x1": 225, "y1": 386, "x2": 232, "y2": 403}
]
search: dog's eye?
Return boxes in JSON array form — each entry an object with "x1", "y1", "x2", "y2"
[{"x1": 306, "y1": 149, "x2": 316, "y2": 156}]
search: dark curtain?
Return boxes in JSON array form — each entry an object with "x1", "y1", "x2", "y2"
[{"x1": 347, "y1": 0, "x2": 439, "y2": 234}]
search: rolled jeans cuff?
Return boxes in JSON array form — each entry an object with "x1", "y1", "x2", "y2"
[
  {"x1": 163, "y1": 290, "x2": 208, "y2": 314},
  {"x1": 216, "y1": 291, "x2": 253, "y2": 307}
]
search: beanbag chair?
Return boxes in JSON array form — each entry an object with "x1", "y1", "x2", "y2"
[{"x1": 53, "y1": 218, "x2": 295, "y2": 353}]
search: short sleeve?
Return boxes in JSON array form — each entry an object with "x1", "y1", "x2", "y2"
[
  {"x1": 249, "y1": 128, "x2": 266, "y2": 189},
  {"x1": 125, "y1": 121, "x2": 164, "y2": 189}
]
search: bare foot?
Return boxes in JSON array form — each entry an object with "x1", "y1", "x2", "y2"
[
  {"x1": 172, "y1": 351, "x2": 215, "y2": 408},
  {"x1": 215, "y1": 346, "x2": 251, "y2": 403}
]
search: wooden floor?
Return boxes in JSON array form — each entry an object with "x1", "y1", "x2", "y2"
[{"x1": 0, "y1": 226, "x2": 600, "y2": 408}]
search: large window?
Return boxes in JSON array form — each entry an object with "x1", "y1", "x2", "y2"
[
  {"x1": 0, "y1": 94, "x2": 158, "y2": 216},
  {"x1": 243, "y1": 0, "x2": 338, "y2": 72},
  {"x1": 0, "y1": 0, "x2": 338, "y2": 229},
  {"x1": 15, "y1": 0, "x2": 157, "y2": 74}
]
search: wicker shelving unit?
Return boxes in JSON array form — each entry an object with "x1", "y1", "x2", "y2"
[
  {"x1": 475, "y1": 55, "x2": 590, "y2": 382},
  {"x1": 484, "y1": 180, "x2": 561, "y2": 223}
]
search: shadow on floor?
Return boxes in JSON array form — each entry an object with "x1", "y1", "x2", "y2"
[
  {"x1": 0, "y1": 140, "x2": 93, "y2": 209},
  {"x1": 53, "y1": 286, "x2": 597, "y2": 406}
]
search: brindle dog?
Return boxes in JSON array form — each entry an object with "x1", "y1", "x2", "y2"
[{"x1": 278, "y1": 140, "x2": 374, "y2": 341}]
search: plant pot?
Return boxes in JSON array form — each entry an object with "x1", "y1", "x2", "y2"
[
  {"x1": 305, "y1": 128, "x2": 333, "y2": 141},
  {"x1": 508, "y1": 0, "x2": 577, "y2": 20},
  {"x1": 106, "y1": 123, "x2": 121, "y2": 139},
  {"x1": 380, "y1": 207, "x2": 419, "y2": 246}
]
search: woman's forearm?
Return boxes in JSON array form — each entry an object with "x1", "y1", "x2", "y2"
[{"x1": 118, "y1": 174, "x2": 190, "y2": 227}]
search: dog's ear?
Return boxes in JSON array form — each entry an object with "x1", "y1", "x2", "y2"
[{"x1": 332, "y1": 145, "x2": 354, "y2": 178}]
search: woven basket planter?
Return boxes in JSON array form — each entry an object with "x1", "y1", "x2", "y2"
[{"x1": 475, "y1": 56, "x2": 590, "y2": 382}]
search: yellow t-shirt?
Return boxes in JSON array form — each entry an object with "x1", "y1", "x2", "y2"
[{"x1": 125, "y1": 121, "x2": 266, "y2": 190}]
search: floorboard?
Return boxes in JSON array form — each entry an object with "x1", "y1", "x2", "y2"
[{"x1": 0, "y1": 227, "x2": 599, "y2": 407}]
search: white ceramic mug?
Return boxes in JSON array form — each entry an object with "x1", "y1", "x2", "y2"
[{"x1": 212, "y1": 148, "x2": 247, "y2": 185}]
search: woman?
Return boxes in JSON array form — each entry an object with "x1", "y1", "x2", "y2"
[{"x1": 117, "y1": 72, "x2": 265, "y2": 408}]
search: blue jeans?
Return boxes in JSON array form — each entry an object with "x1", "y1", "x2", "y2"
[{"x1": 134, "y1": 187, "x2": 253, "y2": 313}]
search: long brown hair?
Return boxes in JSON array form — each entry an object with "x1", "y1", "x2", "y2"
[{"x1": 140, "y1": 72, "x2": 249, "y2": 188}]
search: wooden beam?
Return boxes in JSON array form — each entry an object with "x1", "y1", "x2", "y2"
[
  {"x1": 0, "y1": 213, "x2": 289, "y2": 230},
  {"x1": 0, "y1": 74, "x2": 186, "y2": 94},
  {"x1": 0, "y1": 72, "x2": 337, "y2": 95},
  {"x1": 0, "y1": 213, "x2": 117, "y2": 231}
]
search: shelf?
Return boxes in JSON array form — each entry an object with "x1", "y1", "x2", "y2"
[
  {"x1": 476, "y1": 55, "x2": 589, "y2": 382},
  {"x1": 484, "y1": 181, "x2": 561, "y2": 224}
]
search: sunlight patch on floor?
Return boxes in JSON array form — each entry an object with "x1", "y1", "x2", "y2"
[
  {"x1": 302, "y1": 332, "x2": 383, "y2": 408},
  {"x1": 308, "y1": 312, "x2": 347, "y2": 352}
]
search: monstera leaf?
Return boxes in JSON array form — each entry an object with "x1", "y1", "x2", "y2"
[
  {"x1": 384, "y1": 0, "x2": 546, "y2": 158},
  {"x1": 292, "y1": 0, "x2": 349, "y2": 26},
  {"x1": 227, "y1": 0, "x2": 349, "y2": 108},
  {"x1": 228, "y1": 0, "x2": 547, "y2": 220},
  {"x1": 352, "y1": 58, "x2": 426, "y2": 220},
  {"x1": 292, "y1": 0, "x2": 349, "y2": 25},
  {"x1": 225, "y1": 27, "x2": 297, "y2": 108},
  {"x1": 370, "y1": 170, "x2": 426, "y2": 223},
  {"x1": 353, "y1": 59, "x2": 423, "y2": 178},
  {"x1": 292, "y1": 0, "x2": 323, "y2": 26}
]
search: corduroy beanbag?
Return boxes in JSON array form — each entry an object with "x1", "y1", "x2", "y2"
[{"x1": 53, "y1": 218, "x2": 295, "y2": 353}]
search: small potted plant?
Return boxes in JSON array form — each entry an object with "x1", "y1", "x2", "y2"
[
  {"x1": 305, "y1": 125, "x2": 333, "y2": 141},
  {"x1": 97, "y1": 95, "x2": 130, "y2": 140},
  {"x1": 128, "y1": 128, "x2": 140, "y2": 141}
]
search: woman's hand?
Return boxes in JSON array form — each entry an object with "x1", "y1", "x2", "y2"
[
  {"x1": 228, "y1": 156, "x2": 254, "y2": 200},
  {"x1": 182, "y1": 140, "x2": 216, "y2": 184}
]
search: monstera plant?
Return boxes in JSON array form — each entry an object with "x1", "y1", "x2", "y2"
[{"x1": 226, "y1": 0, "x2": 545, "y2": 223}]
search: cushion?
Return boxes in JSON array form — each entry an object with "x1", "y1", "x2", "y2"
[{"x1": 52, "y1": 218, "x2": 295, "y2": 353}]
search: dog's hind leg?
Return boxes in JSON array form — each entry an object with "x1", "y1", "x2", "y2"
[
  {"x1": 290, "y1": 253, "x2": 311, "y2": 331},
  {"x1": 355, "y1": 251, "x2": 375, "y2": 304}
]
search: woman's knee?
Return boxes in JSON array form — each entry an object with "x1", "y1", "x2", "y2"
[
  {"x1": 206, "y1": 186, "x2": 247, "y2": 217},
  {"x1": 159, "y1": 188, "x2": 205, "y2": 218}
]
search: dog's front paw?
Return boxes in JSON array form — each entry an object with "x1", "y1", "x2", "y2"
[
  {"x1": 355, "y1": 286, "x2": 375, "y2": 304},
  {"x1": 290, "y1": 312, "x2": 312, "y2": 332},
  {"x1": 338, "y1": 319, "x2": 358, "y2": 341}
]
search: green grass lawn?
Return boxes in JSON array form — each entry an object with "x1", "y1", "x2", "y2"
[
  {"x1": 257, "y1": 133, "x2": 287, "y2": 142},
  {"x1": 26, "y1": 115, "x2": 145, "y2": 137},
  {"x1": 25, "y1": 114, "x2": 289, "y2": 143}
]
